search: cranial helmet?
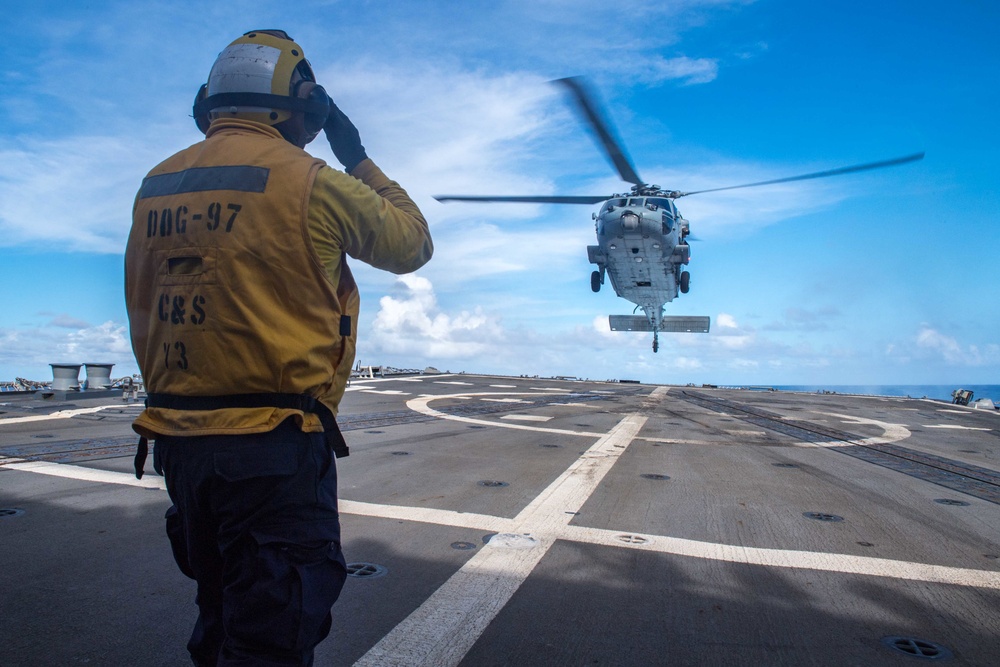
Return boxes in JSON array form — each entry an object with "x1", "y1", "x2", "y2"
[{"x1": 193, "y1": 30, "x2": 330, "y2": 145}]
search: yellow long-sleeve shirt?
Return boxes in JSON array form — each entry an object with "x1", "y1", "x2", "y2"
[{"x1": 127, "y1": 119, "x2": 432, "y2": 438}]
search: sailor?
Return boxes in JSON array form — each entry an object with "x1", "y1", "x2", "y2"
[{"x1": 124, "y1": 29, "x2": 432, "y2": 666}]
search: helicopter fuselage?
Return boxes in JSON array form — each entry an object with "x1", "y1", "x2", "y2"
[{"x1": 588, "y1": 195, "x2": 690, "y2": 329}]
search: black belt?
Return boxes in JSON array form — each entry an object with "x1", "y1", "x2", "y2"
[{"x1": 134, "y1": 392, "x2": 349, "y2": 479}]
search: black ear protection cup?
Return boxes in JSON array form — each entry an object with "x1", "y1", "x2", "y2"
[
  {"x1": 293, "y1": 80, "x2": 332, "y2": 136},
  {"x1": 193, "y1": 84, "x2": 210, "y2": 134}
]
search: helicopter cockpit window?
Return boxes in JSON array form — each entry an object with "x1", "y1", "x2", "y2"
[
  {"x1": 646, "y1": 198, "x2": 674, "y2": 216},
  {"x1": 628, "y1": 198, "x2": 644, "y2": 207},
  {"x1": 602, "y1": 198, "x2": 626, "y2": 214}
]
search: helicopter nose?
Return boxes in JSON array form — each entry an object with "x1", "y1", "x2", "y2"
[{"x1": 621, "y1": 211, "x2": 640, "y2": 231}]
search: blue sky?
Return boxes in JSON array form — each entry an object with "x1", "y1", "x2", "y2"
[{"x1": 1, "y1": 0, "x2": 997, "y2": 386}]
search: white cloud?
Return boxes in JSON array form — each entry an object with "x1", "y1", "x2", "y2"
[
  {"x1": 914, "y1": 326, "x2": 1000, "y2": 367},
  {"x1": 656, "y1": 161, "x2": 848, "y2": 239},
  {"x1": 369, "y1": 275, "x2": 505, "y2": 358},
  {"x1": 0, "y1": 127, "x2": 189, "y2": 253},
  {"x1": 0, "y1": 321, "x2": 137, "y2": 381},
  {"x1": 48, "y1": 314, "x2": 93, "y2": 329},
  {"x1": 716, "y1": 313, "x2": 738, "y2": 329},
  {"x1": 646, "y1": 56, "x2": 719, "y2": 86}
]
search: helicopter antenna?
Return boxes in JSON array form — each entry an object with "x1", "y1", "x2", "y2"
[
  {"x1": 674, "y1": 152, "x2": 925, "y2": 198},
  {"x1": 555, "y1": 77, "x2": 644, "y2": 187}
]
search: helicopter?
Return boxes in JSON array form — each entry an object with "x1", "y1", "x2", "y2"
[{"x1": 435, "y1": 77, "x2": 924, "y2": 353}]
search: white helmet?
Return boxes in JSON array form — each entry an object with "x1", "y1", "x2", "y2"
[{"x1": 193, "y1": 30, "x2": 330, "y2": 144}]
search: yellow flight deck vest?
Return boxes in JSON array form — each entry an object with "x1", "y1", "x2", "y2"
[{"x1": 126, "y1": 123, "x2": 355, "y2": 441}]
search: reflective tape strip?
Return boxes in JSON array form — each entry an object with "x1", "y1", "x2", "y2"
[{"x1": 138, "y1": 166, "x2": 270, "y2": 198}]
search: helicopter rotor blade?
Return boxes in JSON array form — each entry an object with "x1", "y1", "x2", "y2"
[
  {"x1": 555, "y1": 77, "x2": 644, "y2": 187},
  {"x1": 675, "y1": 152, "x2": 925, "y2": 198},
  {"x1": 434, "y1": 194, "x2": 610, "y2": 205}
]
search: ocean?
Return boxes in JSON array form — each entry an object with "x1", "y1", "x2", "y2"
[{"x1": 771, "y1": 384, "x2": 1000, "y2": 403}]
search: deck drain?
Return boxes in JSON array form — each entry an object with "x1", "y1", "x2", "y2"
[
  {"x1": 772, "y1": 463, "x2": 798, "y2": 468},
  {"x1": 32, "y1": 434, "x2": 54, "y2": 439},
  {"x1": 803, "y1": 512, "x2": 844, "y2": 522},
  {"x1": 881, "y1": 636, "x2": 953, "y2": 660},
  {"x1": 478, "y1": 480, "x2": 509, "y2": 487},
  {"x1": 365, "y1": 430, "x2": 384, "y2": 434},
  {"x1": 540, "y1": 444, "x2": 561, "y2": 448},
  {"x1": 0, "y1": 508, "x2": 25, "y2": 518},
  {"x1": 391, "y1": 451, "x2": 411, "y2": 456},
  {"x1": 346, "y1": 562, "x2": 387, "y2": 579},
  {"x1": 617, "y1": 534, "x2": 649, "y2": 545},
  {"x1": 450, "y1": 541, "x2": 477, "y2": 550},
  {"x1": 934, "y1": 498, "x2": 970, "y2": 507},
  {"x1": 640, "y1": 473, "x2": 670, "y2": 481},
  {"x1": 468, "y1": 425, "x2": 487, "y2": 429},
  {"x1": 856, "y1": 541, "x2": 875, "y2": 547},
  {"x1": 983, "y1": 554, "x2": 998, "y2": 560}
]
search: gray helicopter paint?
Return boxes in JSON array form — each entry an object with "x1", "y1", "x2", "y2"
[{"x1": 592, "y1": 199, "x2": 683, "y2": 311}]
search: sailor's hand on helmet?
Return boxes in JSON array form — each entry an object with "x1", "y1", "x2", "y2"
[{"x1": 324, "y1": 101, "x2": 368, "y2": 172}]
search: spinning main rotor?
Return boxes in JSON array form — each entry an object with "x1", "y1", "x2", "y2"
[{"x1": 435, "y1": 77, "x2": 924, "y2": 206}]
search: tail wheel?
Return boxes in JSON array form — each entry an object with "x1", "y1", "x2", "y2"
[
  {"x1": 680, "y1": 271, "x2": 690, "y2": 294},
  {"x1": 591, "y1": 270, "x2": 601, "y2": 293}
]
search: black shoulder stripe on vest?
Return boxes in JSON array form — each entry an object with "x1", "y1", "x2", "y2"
[{"x1": 139, "y1": 166, "x2": 270, "y2": 198}]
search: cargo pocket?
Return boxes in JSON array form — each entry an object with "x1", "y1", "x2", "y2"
[
  {"x1": 164, "y1": 505, "x2": 196, "y2": 580},
  {"x1": 228, "y1": 531, "x2": 347, "y2": 655}
]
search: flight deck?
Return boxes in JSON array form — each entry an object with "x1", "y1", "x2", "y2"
[{"x1": 1, "y1": 374, "x2": 998, "y2": 665}]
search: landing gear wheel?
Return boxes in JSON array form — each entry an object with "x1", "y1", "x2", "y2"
[
  {"x1": 680, "y1": 271, "x2": 690, "y2": 294},
  {"x1": 591, "y1": 270, "x2": 601, "y2": 293}
]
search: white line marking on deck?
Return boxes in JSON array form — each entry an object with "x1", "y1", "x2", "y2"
[
  {"x1": 338, "y1": 499, "x2": 511, "y2": 533},
  {"x1": 0, "y1": 405, "x2": 122, "y2": 425},
  {"x1": 561, "y1": 525, "x2": 1000, "y2": 591},
  {"x1": 407, "y1": 393, "x2": 603, "y2": 438},
  {"x1": 353, "y1": 391, "x2": 656, "y2": 667},
  {"x1": 500, "y1": 415, "x2": 552, "y2": 422},
  {"x1": 808, "y1": 413, "x2": 911, "y2": 447},
  {"x1": 361, "y1": 390, "x2": 411, "y2": 396},
  {"x1": 489, "y1": 384, "x2": 517, "y2": 388},
  {"x1": 922, "y1": 424, "x2": 993, "y2": 431},
  {"x1": 345, "y1": 375, "x2": 454, "y2": 391},
  {"x1": 7, "y1": 456, "x2": 995, "y2": 596},
  {"x1": 0, "y1": 457, "x2": 165, "y2": 489}
]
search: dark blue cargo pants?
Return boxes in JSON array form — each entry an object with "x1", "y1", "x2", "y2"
[{"x1": 154, "y1": 421, "x2": 347, "y2": 667}]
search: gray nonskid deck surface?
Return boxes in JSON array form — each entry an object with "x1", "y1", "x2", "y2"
[{"x1": 1, "y1": 375, "x2": 998, "y2": 666}]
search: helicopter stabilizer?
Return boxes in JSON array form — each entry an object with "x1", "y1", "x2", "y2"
[{"x1": 609, "y1": 315, "x2": 711, "y2": 333}]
